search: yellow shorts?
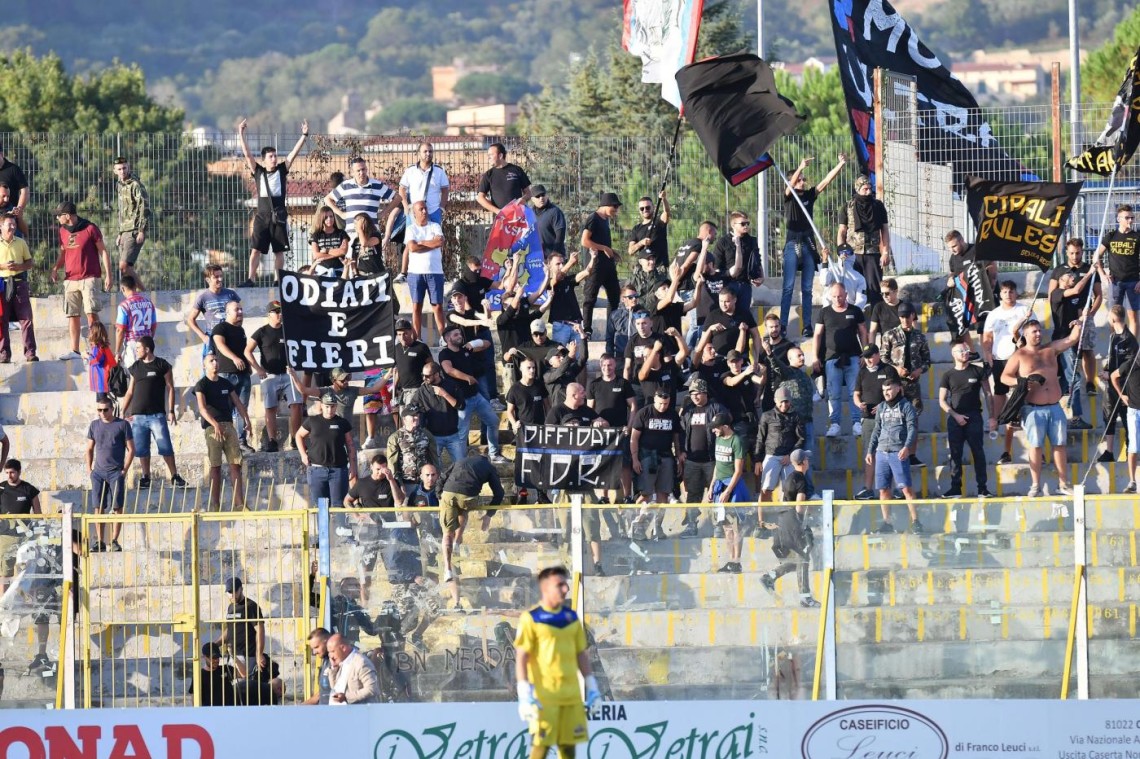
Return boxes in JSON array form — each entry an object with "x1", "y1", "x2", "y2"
[
  {"x1": 530, "y1": 703, "x2": 589, "y2": 748},
  {"x1": 64, "y1": 277, "x2": 102, "y2": 318}
]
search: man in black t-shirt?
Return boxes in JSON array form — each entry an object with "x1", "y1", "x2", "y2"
[
  {"x1": 938, "y1": 341, "x2": 996, "y2": 499},
  {"x1": 210, "y1": 301, "x2": 253, "y2": 452},
  {"x1": 630, "y1": 389, "x2": 682, "y2": 502},
  {"x1": 781, "y1": 154, "x2": 846, "y2": 336},
  {"x1": 439, "y1": 324, "x2": 505, "y2": 463},
  {"x1": 0, "y1": 458, "x2": 40, "y2": 594},
  {"x1": 237, "y1": 117, "x2": 309, "y2": 286},
  {"x1": 587, "y1": 354, "x2": 636, "y2": 501},
  {"x1": 851, "y1": 345, "x2": 901, "y2": 500},
  {"x1": 1095, "y1": 204, "x2": 1140, "y2": 337},
  {"x1": 1050, "y1": 238, "x2": 1102, "y2": 396},
  {"x1": 867, "y1": 278, "x2": 901, "y2": 347},
  {"x1": 506, "y1": 356, "x2": 549, "y2": 431},
  {"x1": 392, "y1": 318, "x2": 431, "y2": 407},
  {"x1": 503, "y1": 318, "x2": 558, "y2": 390},
  {"x1": 703, "y1": 287, "x2": 760, "y2": 363},
  {"x1": 475, "y1": 143, "x2": 531, "y2": 214},
  {"x1": 1102, "y1": 305, "x2": 1137, "y2": 463},
  {"x1": 1050, "y1": 268, "x2": 1095, "y2": 430},
  {"x1": 198, "y1": 642, "x2": 240, "y2": 707},
  {"x1": 712, "y1": 212, "x2": 764, "y2": 310},
  {"x1": 246, "y1": 301, "x2": 302, "y2": 452},
  {"x1": 543, "y1": 251, "x2": 590, "y2": 355},
  {"x1": 813, "y1": 282, "x2": 868, "y2": 438},
  {"x1": 543, "y1": 343, "x2": 584, "y2": 409},
  {"x1": 624, "y1": 311, "x2": 662, "y2": 405},
  {"x1": 678, "y1": 379, "x2": 730, "y2": 536},
  {"x1": 413, "y1": 361, "x2": 466, "y2": 466},
  {"x1": 297, "y1": 391, "x2": 358, "y2": 509},
  {"x1": 121, "y1": 335, "x2": 186, "y2": 488},
  {"x1": 195, "y1": 353, "x2": 251, "y2": 511},
  {"x1": 627, "y1": 190, "x2": 670, "y2": 268},
  {"x1": 218, "y1": 577, "x2": 265, "y2": 670},
  {"x1": 581, "y1": 192, "x2": 623, "y2": 336},
  {"x1": 759, "y1": 449, "x2": 819, "y2": 608},
  {"x1": 545, "y1": 382, "x2": 602, "y2": 426}
]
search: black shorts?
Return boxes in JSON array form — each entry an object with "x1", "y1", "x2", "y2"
[
  {"x1": 251, "y1": 214, "x2": 290, "y2": 254},
  {"x1": 991, "y1": 359, "x2": 1009, "y2": 396}
]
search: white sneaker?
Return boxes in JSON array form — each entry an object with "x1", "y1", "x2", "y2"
[
  {"x1": 362, "y1": 436, "x2": 378, "y2": 450},
  {"x1": 334, "y1": 526, "x2": 353, "y2": 538},
  {"x1": 57, "y1": 350, "x2": 81, "y2": 361},
  {"x1": 825, "y1": 423, "x2": 840, "y2": 437},
  {"x1": 852, "y1": 422, "x2": 863, "y2": 436}
]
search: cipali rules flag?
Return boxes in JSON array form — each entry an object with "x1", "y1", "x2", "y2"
[
  {"x1": 965, "y1": 177, "x2": 1083, "y2": 272},
  {"x1": 623, "y1": 0, "x2": 704, "y2": 108},
  {"x1": 676, "y1": 53, "x2": 803, "y2": 185},
  {"x1": 1067, "y1": 44, "x2": 1140, "y2": 176}
]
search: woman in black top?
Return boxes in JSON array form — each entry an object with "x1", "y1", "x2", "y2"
[
  {"x1": 310, "y1": 207, "x2": 349, "y2": 278},
  {"x1": 347, "y1": 214, "x2": 386, "y2": 278}
]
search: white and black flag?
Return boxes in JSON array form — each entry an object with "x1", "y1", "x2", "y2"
[
  {"x1": 829, "y1": 0, "x2": 1035, "y2": 187},
  {"x1": 278, "y1": 269, "x2": 398, "y2": 371},
  {"x1": 515, "y1": 425, "x2": 625, "y2": 491},
  {"x1": 1067, "y1": 44, "x2": 1140, "y2": 176}
]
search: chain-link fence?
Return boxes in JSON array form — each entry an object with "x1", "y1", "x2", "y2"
[{"x1": 5, "y1": 92, "x2": 1135, "y2": 295}]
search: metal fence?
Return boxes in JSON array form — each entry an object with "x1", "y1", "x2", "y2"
[{"x1": 5, "y1": 91, "x2": 1138, "y2": 295}]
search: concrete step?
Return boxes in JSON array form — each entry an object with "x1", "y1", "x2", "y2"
[{"x1": 813, "y1": 462, "x2": 1127, "y2": 499}]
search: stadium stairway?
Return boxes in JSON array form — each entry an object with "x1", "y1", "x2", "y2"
[{"x1": 0, "y1": 275, "x2": 1135, "y2": 707}]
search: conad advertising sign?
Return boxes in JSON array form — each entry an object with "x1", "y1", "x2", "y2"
[{"x1": 0, "y1": 700, "x2": 1136, "y2": 758}]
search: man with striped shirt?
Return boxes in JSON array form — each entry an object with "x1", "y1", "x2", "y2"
[{"x1": 324, "y1": 157, "x2": 401, "y2": 243}]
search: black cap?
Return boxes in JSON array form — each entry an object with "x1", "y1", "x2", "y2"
[
  {"x1": 224, "y1": 577, "x2": 242, "y2": 593},
  {"x1": 202, "y1": 641, "x2": 223, "y2": 659},
  {"x1": 599, "y1": 192, "x2": 622, "y2": 208},
  {"x1": 546, "y1": 346, "x2": 568, "y2": 361},
  {"x1": 395, "y1": 318, "x2": 413, "y2": 331},
  {"x1": 267, "y1": 300, "x2": 282, "y2": 313},
  {"x1": 400, "y1": 404, "x2": 422, "y2": 418},
  {"x1": 638, "y1": 247, "x2": 657, "y2": 260},
  {"x1": 711, "y1": 412, "x2": 733, "y2": 427},
  {"x1": 447, "y1": 285, "x2": 467, "y2": 299},
  {"x1": 531, "y1": 184, "x2": 548, "y2": 197},
  {"x1": 862, "y1": 344, "x2": 879, "y2": 358},
  {"x1": 898, "y1": 301, "x2": 917, "y2": 317}
]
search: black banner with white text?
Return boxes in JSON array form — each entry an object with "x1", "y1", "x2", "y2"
[
  {"x1": 943, "y1": 261, "x2": 995, "y2": 338},
  {"x1": 965, "y1": 177, "x2": 1083, "y2": 272},
  {"x1": 279, "y1": 269, "x2": 398, "y2": 372},
  {"x1": 515, "y1": 425, "x2": 624, "y2": 491}
]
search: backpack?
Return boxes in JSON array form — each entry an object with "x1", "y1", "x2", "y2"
[{"x1": 108, "y1": 365, "x2": 130, "y2": 398}]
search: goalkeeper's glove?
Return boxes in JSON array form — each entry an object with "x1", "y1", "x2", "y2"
[
  {"x1": 517, "y1": 682, "x2": 541, "y2": 722},
  {"x1": 584, "y1": 675, "x2": 602, "y2": 709}
]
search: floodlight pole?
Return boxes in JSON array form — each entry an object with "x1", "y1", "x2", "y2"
[{"x1": 1068, "y1": 0, "x2": 1080, "y2": 161}]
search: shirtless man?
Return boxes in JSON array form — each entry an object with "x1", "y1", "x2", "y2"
[{"x1": 1001, "y1": 316, "x2": 1083, "y2": 497}]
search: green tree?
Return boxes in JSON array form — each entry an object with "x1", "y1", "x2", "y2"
[
  {"x1": 775, "y1": 67, "x2": 847, "y2": 136},
  {"x1": 453, "y1": 72, "x2": 535, "y2": 103},
  {"x1": 1081, "y1": 5, "x2": 1140, "y2": 104},
  {"x1": 0, "y1": 49, "x2": 183, "y2": 132},
  {"x1": 368, "y1": 99, "x2": 448, "y2": 132}
]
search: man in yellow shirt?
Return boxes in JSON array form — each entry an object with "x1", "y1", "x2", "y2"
[
  {"x1": 0, "y1": 213, "x2": 36, "y2": 362},
  {"x1": 515, "y1": 566, "x2": 600, "y2": 759}
]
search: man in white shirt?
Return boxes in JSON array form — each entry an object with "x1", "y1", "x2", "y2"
[
  {"x1": 403, "y1": 200, "x2": 446, "y2": 339},
  {"x1": 982, "y1": 279, "x2": 1031, "y2": 465},
  {"x1": 399, "y1": 142, "x2": 449, "y2": 223}
]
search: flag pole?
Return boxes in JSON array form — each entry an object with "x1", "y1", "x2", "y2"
[
  {"x1": 648, "y1": 113, "x2": 684, "y2": 239},
  {"x1": 1067, "y1": 167, "x2": 1116, "y2": 410}
]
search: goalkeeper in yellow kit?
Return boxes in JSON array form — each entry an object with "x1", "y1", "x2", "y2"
[{"x1": 514, "y1": 566, "x2": 601, "y2": 759}]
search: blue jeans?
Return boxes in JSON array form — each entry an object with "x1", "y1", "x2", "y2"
[
  {"x1": 781, "y1": 232, "x2": 816, "y2": 331},
  {"x1": 552, "y1": 321, "x2": 582, "y2": 353},
  {"x1": 476, "y1": 328, "x2": 498, "y2": 401},
  {"x1": 458, "y1": 392, "x2": 500, "y2": 456},
  {"x1": 731, "y1": 280, "x2": 753, "y2": 312},
  {"x1": 435, "y1": 430, "x2": 467, "y2": 467},
  {"x1": 308, "y1": 465, "x2": 349, "y2": 511},
  {"x1": 130, "y1": 413, "x2": 174, "y2": 458},
  {"x1": 220, "y1": 372, "x2": 252, "y2": 442},
  {"x1": 1058, "y1": 347, "x2": 1084, "y2": 419},
  {"x1": 825, "y1": 357, "x2": 861, "y2": 427}
]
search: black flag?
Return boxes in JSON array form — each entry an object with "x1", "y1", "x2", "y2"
[
  {"x1": 829, "y1": 0, "x2": 1034, "y2": 186},
  {"x1": 943, "y1": 261, "x2": 995, "y2": 338},
  {"x1": 278, "y1": 269, "x2": 398, "y2": 371},
  {"x1": 1067, "y1": 45, "x2": 1140, "y2": 176},
  {"x1": 966, "y1": 177, "x2": 1083, "y2": 272},
  {"x1": 676, "y1": 53, "x2": 804, "y2": 185}
]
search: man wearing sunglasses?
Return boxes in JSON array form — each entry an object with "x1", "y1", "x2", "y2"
[
  {"x1": 86, "y1": 401, "x2": 134, "y2": 552},
  {"x1": 711, "y1": 211, "x2": 763, "y2": 311},
  {"x1": 628, "y1": 190, "x2": 671, "y2": 269}
]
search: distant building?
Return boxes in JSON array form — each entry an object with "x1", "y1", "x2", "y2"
[
  {"x1": 772, "y1": 56, "x2": 836, "y2": 82},
  {"x1": 952, "y1": 61, "x2": 1046, "y2": 102},
  {"x1": 431, "y1": 59, "x2": 500, "y2": 103},
  {"x1": 446, "y1": 104, "x2": 519, "y2": 136}
]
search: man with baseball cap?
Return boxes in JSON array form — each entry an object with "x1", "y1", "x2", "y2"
[
  {"x1": 530, "y1": 184, "x2": 566, "y2": 255},
  {"x1": 543, "y1": 340, "x2": 583, "y2": 409},
  {"x1": 760, "y1": 449, "x2": 820, "y2": 607},
  {"x1": 881, "y1": 301, "x2": 930, "y2": 467},
  {"x1": 392, "y1": 317, "x2": 430, "y2": 410},
  {"x1": 290, "y1": 365, "x2": 360, "y2": 421},
  {"x1": 296, "y1": 390, "x2": 358, "y2": 511},
  {"x1": 709, "y1": 412, "x2": 751, "y2": 573},
  {"x1": 865, "y1": 376, "x2": 922, "y2": 533},
  {"x1": 852, "y1": 343, "x2": 900, "y2": 499},
  {"x1": 245, "y1": 300, "x2": 302, "y2": 452},
  {"x1": 217, "y1": 577, "x2": 265, "y2": 674},
  {"x1": 581, "y1": 192, "x2": 623, "y2": 337},
  {"x1": 678, "y1": 378, "x2": 730, "y2": 537},
  {"x1": 755, "y1": 386, "x2": 807, "y2": 508}
]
